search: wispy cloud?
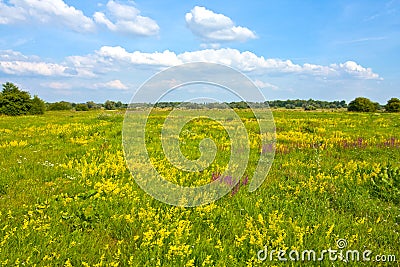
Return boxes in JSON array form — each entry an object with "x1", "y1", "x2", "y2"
[
  {"x1": 364, "y1": 0, "x2": 399, "y2": 21},
  {"x1": 41, "y1": 82, "x2": 71, "y2": 90},
  {"x1": 92, "y1": 79, "x2": 128, "y2": 90},
  {"x1": 336, "y1": 36, "x2": 387, "y2": 45},
  {"x1": 253, "y1": 80, "x2": 279, "y2": 90}
]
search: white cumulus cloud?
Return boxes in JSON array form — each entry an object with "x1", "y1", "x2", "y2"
[
  {"x1": 70, "y1": 46, "x2": 381, "y2": 80},
  {"x1": 96, "y1": 46, "x2": 181, "y2": 66},
  {"x1": 0, "y1": 0, "x2": 159, "y2": 36},
  {"x1": 177, "y1": 48, "x2": 303, "y2": 73},
  {"x1": 0, "y1": 50, "x2": 95, "y2": 77},
  {"x1": 0, "y1": 48, "x2": 382, "y2": 81},
  {"x1": 0, "y1": 0, "x2": 95, "y2": 32},
  {"x1": 0, "y1": 60, "x2": 67, "y2": 76},
  {"x1": 94, "y1": 0, "x2": 159, "y2": 36},
  {"x1": 335, "y1": 61, "x2": 382, "y2": 80},
  {"x1": 0, "y1": 0, "x2": 26, "y2": 24},
  {"x1": 185, "y1": 6, "x2": 256, "y2": 42}
]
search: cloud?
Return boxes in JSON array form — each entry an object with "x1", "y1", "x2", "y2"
[
  {"x1": 0, "y1": 60, "x2": 67, "y2": 76},
  {"x1": 93, "y1": 79, "x2": 128, "y2": 90},
  {"x1": 42, "y1": 82, "x2": 71, "y2": 89},
  {"x1": 336, "y1": 36, "x2": 387, "y2": 45},
  {"x1": 71, "y1": 46, "x2": 381, "y2": 80},
  {"x1": 200, "y1": 43, "x2": 221, "y2": 49},
  {"x1": 0, "y1": 0, "x2": 26, "y2": 24},
  {"x1": 0, "y1": 48, "x2": 382, "y2": 81},
  {"x1": 253, "y1": 80, "x2": 279, "y2": 90},
  {"x1": 185, "y1": 6, "x2": 256, "y2": 42},
  {"x1": 302, "y1": 63, "x2": 337, "y2": 77},
  {"x1": 334, "y1": 61, "x2": 382, "y2": 80},
  {"x1": 0, "y1": 50, "x2": 94, "y2": 77},
  {"x1": 0, "y1": 0, "x2": 160, "y2": 36},
  {"x1": 93, "y1": 0, "x2": 159, "y2": 36},
  {"x1": 96, "y1": 46, "x2": 181, "y2": 66},
  {"x1": 0, "y1": 0, "x2": 95, "y2": 32},
  {"x1": 0, "y1": 49, "x2": 33, "y2": 61},
  {"x1": 177, "y1": 48, "x2": 303, "y2": 73}
]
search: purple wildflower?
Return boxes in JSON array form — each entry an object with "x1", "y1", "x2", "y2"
[
  {"x1": 231, "y1": 183, "x2": 240, "y2": 196},
  {"x1": 224, "y1": 175, "x2": 233, "y2": 186},
  {"x1": 242, "y1": 176, "x2": 249, "y2": 186}
]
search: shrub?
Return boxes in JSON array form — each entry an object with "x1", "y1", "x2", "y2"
[
  {"x1": 348, "y1": 97, "x2": 377, "y2": 112},
  {"x1": 48, "y1": 101, "x2": 73, "y2": 111},
  {"x1": 29, "y1": 95, "x2": 46, "y2": 115},
  {"x1": 304, "y1": 105, "x2": 316, "y2": 111},
  {"x1": 285, "y1": 104, "x2": 296, "y2": 109}
]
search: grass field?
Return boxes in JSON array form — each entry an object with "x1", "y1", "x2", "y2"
[{"x1": 0, "y1": 109, "x2": 399, "y2": 266}]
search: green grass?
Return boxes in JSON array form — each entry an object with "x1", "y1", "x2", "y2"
[{"x1": 0, "y1": 109, "x2": 399, "y2": 266}]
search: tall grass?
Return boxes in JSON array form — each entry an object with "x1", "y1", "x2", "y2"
[{"x1": 0, "y1": 110, "x2": 398, "y2": 266}]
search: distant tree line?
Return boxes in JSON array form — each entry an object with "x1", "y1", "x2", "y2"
[
  {"x1": 139, "y1": 99, "x2": 348, "y2": 110},
  {"x1": 46, "y1": 100, "x2": 127, "y2": 111},
  {"x1": 24, "y1": 98, "x2": 400, "y2": 113},
  {"x1": 1, "y1": 82, "x2": 399, "y2": 116},
  {"x1": 129, "y1": 98, "x2": 400, "y2": 112},
  {"x1": 267, "y1": 99, "x2": 348, "y2": 110}
]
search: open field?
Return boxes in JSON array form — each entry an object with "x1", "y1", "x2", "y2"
[{"x1": 0, "y1": 109, "x2": 399, "y2": 266}]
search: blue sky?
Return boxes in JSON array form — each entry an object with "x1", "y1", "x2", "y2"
[{"x1": 0, "y1": 0, "x2": 399, "y2": 103}]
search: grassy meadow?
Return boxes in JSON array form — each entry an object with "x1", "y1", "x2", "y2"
[{"x1": 0, "y1": 109, "x2": 399, "y2": 266}]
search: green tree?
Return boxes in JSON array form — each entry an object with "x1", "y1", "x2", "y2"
[
  {"x1": 0, "y1": 82, "x2": 32, "y2": 116},
  {"x1": 86, "y1": 101, "x2": 98, "y2": 109},
  {"x1": 115, "y1": 101, "x2": 123, "y2": 109},
  {"x1": 2, "y1": 82, "x2": 20, "y2": 93},
  {"x1": 348, "y1": 97, "x2": 377, "y2": 112},
  {"x1": 29, "y1": 95, "x2": 46, "y2": 115},
  {"x1": 385, "y1": 98, "x2": 400, "y2": 112},
  {"x1": 104, "y1": 100, "x2": 116, "y2": 110}
]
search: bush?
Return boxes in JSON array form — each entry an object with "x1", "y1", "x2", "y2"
[
  {"x1": 285, "y1": 104, "x2": 296, "y2": 109},
  {"x1": 304, "y1": 105, "x2": 316, "y2": 111},
  {"x1": 86, "y1": 101, "x2": 99, "y2": 109},
  {"x1": 348, "y1": 97, "x2": 377, "y2": 112},
  {"x1": 29, "y1": 95, "x2": 46, "y2": 115},
  {"x1": 385, "y1": 98, "x2": 400, "y2": 112},
  {"x1": 48, "y1": 101, "x2": 73, "y2": 111},
  {"x1": 75, "y1": 103, "x2": 89, "y2": 111}
]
